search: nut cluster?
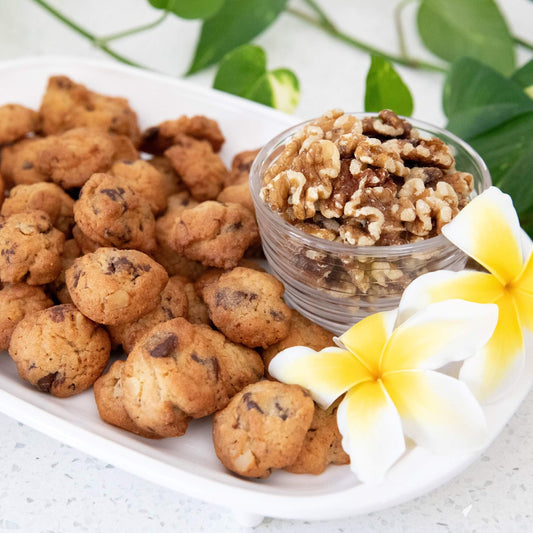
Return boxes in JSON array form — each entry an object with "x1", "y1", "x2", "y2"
[{"x1": 261, "y1": 109, "x2": 473, "y2": 246}]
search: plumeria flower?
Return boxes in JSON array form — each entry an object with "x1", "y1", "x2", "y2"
[
  {"x1": 400, "y1": 187, "x2": 533, "y2": 403},
  {"x1": 269, "y1": 300, "x2": 498, "y2": 483}
]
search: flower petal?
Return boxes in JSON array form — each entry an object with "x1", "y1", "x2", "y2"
[
  {"x1": 460, "y1": 291, "x2": 525, "y2": 402},
  {"x1": 383, "y1": 370, "x2": 487, "y2": 453},
  {"x1": 512, "y1": 288, "x2": 533, "y2": 332},
  {"x1": 512, "y1": 249, "x2": 533, "y2": 294},
  {"x1": 336, "y1": 309, "x2": 397, "y2": 376},
  {"x1": 442, "y1": 187, "x2": 524, "y2": 284},
  {"x1": 337, "y1": 380, "x2": 405, "y2": 484},
  {"x1": 268, "y1": 346, "x2": 372, "y2": 408},
  {"x1": 398, "y1": 270, "x2": 503, "y2": 324},
  {"x1": 381, "y1": 300, "x2": 498, "y2": 373}
]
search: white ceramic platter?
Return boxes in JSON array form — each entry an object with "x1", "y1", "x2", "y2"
[{"x1": 0, "y1": 56, "x2": 531, "y2": 527}]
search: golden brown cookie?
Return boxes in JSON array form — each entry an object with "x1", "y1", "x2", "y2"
[
  {"x1": 49, "y1": 239, "x2": 82, "y2": 304},
  {"x1": 1, "y1": 182, "x2": 75, "y2": 234},
  {"x1": 110, "y1": 134, "x2": 139, "y2": 161},
  {"x1": 217, "y1": 181, "x2": 254, "y2": 215},
  {"x1": 93, "y1": 360, "x2": 162, "y2": 439},
  {"x1": 213, "y1": 381, "x2": 314, "y2": 478},
  {"x1": 227, "y1": 148, "x2": 260, "y2": 186},
  {"x1": 164, "y1": 137, "x2": 229, "y2": 201},
  {"x1": 171, "y1": 201, "x2": 258, "y2": 269},
  {"x1": 0, "y1": 104, "x2": 39, "y2": 145},
  {"x1": 0, "y1": 283, "x2": 53, "y2": 350},
  {"x1": 121, "y1": 317, "x2": 264, "y2": 437},
  {"x1": 0, "y1": 211, "x2": 64, "y2": 285},
  {"x1": 201, "y1": 267, "x2": 291, "y2": 348},
  {"x1": 38, "y1": 127, "x2": 116, "y2": 189},
  {"x1": 39, "y1": 75, "x2": 140, "y2": 145},
  {"x1": 183, "y1": 281, "x2": 210, "y2": 325},
  {"x1": 65, "y1": 247, "x2": 168, "y2": 325},
  {"x1": 74, "y1": 173, "x2": 156, "y2": 253},
  {"x1": 107, "y1": 275, "x2": 188, "y2": 352},
  {"x1": 262, "y1": 310, "x2": 334, "y2": 378},
  {"x1": 147, "y1": 156, "x2": 187, "y2": 197},
  {"x1": 110, "y1": 159, "x2": 167, "y2": 215},
  {"x1": 140, "y1": 115, "x2": 224, "y2": 154},
  {"x1": 72, "y1": 224, "x2": 101, "y2": 254},
  {"x1": 285, "y1": 400, "x2": 349, "y2": 475},
  {"x1": 0, "y1": 137, "x2": 50, "y2": 186},
  {"x1": 9, "y1": 304, "x2": 110, "y2": 397}
]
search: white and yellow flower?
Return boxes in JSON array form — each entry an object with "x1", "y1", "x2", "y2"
[
  {"x1": 400, "y1": 187, "x2": 533, "y2": 402},
  {"x1": 269, "y1": 300, "x2": 498, "y2": 483}
]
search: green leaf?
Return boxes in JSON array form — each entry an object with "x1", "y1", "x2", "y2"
[
  {"x1": 469, "y1": 111, "x2": 533, "y2": 214},
  {"x1": 148, "y1": 0, "x2": 224, "y2": 19},
  {"x1": 417, "y1": 0, "x2": 515, "y2": 75},
  {"x1": 364, "y1": 56, "x2": 413, "y2": 116},
  {"x1": 188, "y1": 0, "x2": 287, "y2": 74},
  {"x1": 512, "y1": 59, "x2": 533, "y2": 98},
  {"x1": 443, "y1": 58, "x2": 533, "y2": 138},
  {"x1": 213, "y1": 45, "x2": 300, "y2": 113}
]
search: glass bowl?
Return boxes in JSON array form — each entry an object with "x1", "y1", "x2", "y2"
[{"x1": 250, "y1": 113, "x2": 492, "y2": 334}]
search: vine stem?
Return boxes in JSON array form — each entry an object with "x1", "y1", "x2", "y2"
[
  {"x1": 287, "y1": 1, "x2": 446, "y2": 73},
  {"x1": 394, "y1": 0, "x2": 419, "y2": 61},
  {"x1": 32, "y1": 0, "x2": 148, "y2": 68},
  {"x1": 515, "y1": 36, "x2": 533, "y2": 52}
]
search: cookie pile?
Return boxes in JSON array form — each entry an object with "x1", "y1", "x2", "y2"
[{"x1": 0, "y1": 76, "x2": 349, "y2": 478}]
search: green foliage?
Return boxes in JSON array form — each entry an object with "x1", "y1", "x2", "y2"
[
  {"x1": 512, "y1": 59, "x2": 533, "y2": 97},
  {"x1": 148, "y1": 0, "x2": 224, "y2": 20},
  {"x1": 187, "y1": 0, "x2": 287, "y2": 74},
  {"x1": 213, "y1": 45, "x2": 300, "y2": 113},
  {"x1": 443, "y1": 58, "x2": 533, "y2": 235},
  {"x1": 364, "y1": 56, "x2": 413, "y2": 117},
  {"x1": 417, "y1": 0, "x2": 515, "y2": 75}
]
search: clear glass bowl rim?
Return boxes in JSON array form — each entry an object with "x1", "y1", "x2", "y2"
[{"x1": 250, "y1": 112, "x2": 492, "y2": 257}]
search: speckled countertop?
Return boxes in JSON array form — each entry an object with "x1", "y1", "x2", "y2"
[{"x1": 0, "y1": 1, "x2": 532, "y2": 531}]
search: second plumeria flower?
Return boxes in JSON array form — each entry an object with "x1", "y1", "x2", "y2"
[{"x1": 269, "y1": 300, "x2": 498, "y2": 484}]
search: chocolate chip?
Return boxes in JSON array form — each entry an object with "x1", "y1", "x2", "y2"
[
  {"x1": 72, "y1": 268, "x2": 83, "y2": 288},
  {"x1": 215, "y1": 289, "x2": 258, "y2": 310},
  {"x1": 190, "y1": 353, "x2": 220, "y2": 380},
  {"x1": 22, "y1": 160, "x2": 34, "y2": 170},
  {"x1": 105, "y1": 256, "x2": 135, "y2": 275},
  {"x1": 149, "y1": 333, "x2": 178, "y2": 358},
  {"x1": 48, "y1": 306, "x2": 66, "y2": 323},
  {"x1": 36, "y1": 372, "x2": 59, "y2": 393},
  {"x1": 242, "y1": 392, "x2": 263, "y2": 414},
  {"x1": 224, "y1": 221, "x2": 243, "y2": 233},
  {"x1": 100, "y1": 188, "x2": 126, "y2": 202},
  {"x1": 269, "y1": 308, "x2": 287, "y2": 322},
  {"x1": 274, "y1": 401, "x2": 290, "y2": 421}
]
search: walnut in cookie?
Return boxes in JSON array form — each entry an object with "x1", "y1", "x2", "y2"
[
  {"x1": 0, "y1": 104, "x2": 39, "y2": 145},
  {"x1": 74, "y1": 173, "x2": 156, "y2": 253},
  {"x1": 65, "y1": 247, "x2": 168, "y2": 325},
  {"x1": 140, "y1": 115, "x2": 224, "y2": 154},
  {"x1": 164, "y1": 136, "x2": 229, "y2": 201},
  {"x1": 0, "y1": 211, "x2": 65, "y2": 285},
  {"x1": 200, "y1": 267, "x2": 291, "y2": 348},
  {"x1": 39, "y1": 75, "x2": 140, "y2": 145},
  {"x1": 213, "y1": 380, "x2": 314, "y2": 478},
  {"x1": 171, "y1": 201, "x2": 258, "y2": 269},
  {"x1": 1, "y1": 182, "x2": 75, "y2": 234},
  {"x1": 8, "y1": 304, "x2": 110, "y2": 397},
  {"x1": 0, "y1": 283, "x2": 53, "y2": 350},
  {"x1": 121, "y1": 317, "x2": 264, "y2": 437}
]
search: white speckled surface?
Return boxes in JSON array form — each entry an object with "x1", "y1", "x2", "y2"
[{"x1": 0, "y1": 0, "x2": 532, "y2": 530}]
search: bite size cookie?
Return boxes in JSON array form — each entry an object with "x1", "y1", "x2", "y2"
[
  {"x1": 94, "y1": 360, "x2": 161, "y2": 439},
  {"x1": 227, "y1": 148, "x2": 260, "y2": 186},
  {"x1": 39, "y1": 75, "x2": 140, "y2": 145},
  {"x1": 217, "y1": 181, "x2": 254, "y2": 215},
  {"x1": 8, "y1": 304, "x2": 110, "y2": 397},
  {"x1": 165, "y1": 136, "x2": 229, "y2": 201},
  {"x1": 0, "y1": 211, "x2": 65, "y2": 285},
  {"x1": 121, "y1": 317, "x2": 264, "y2": 437},
  {"x1": 201, "y1": 267, "x2": 291, "y2": 348},
  {"x1": 38, "y1": 127, "x2": 117, "y2": 189},
  {"x1": 72, "y1": 224, "x2": 101, "y2": 254},
  {"x1": 262, "y1": 310, "x2": 334, "y2": 377},
  {"x1": 0, "y1": 104, "x2": 39, "y2": 145},
  {"x1": 49, "y1": 239, "x2": 81, "y2": 304},
  {"x1": 107, "y1": 275, "x2": 188, "y2": 352},
  {"x1": 110, "y1": 160, "x2": 167, "y2": 215},
  {"x1": 0, "y1": 283, "x2": 53, "y2": 350},
  {"x1": 140, "y1": 115, "x2": 225, "y2": 154},
  {"x1": 171, "y1": 201, "x2": 258, "y2": 269},
  {"x1": 0, "y1": 137, "x2": 50, "y2": 186},
  {"x1": 213, "y1": 381, "x2": 314, "y2": 478},
  {"x1": 183, "y1": 281, "x2": 210, "y2": 325},
  {"x1": 110, "y1": 134, "x2": 139, "y2": 161},
  {"x1": 65, "y1": 247, "x2": 168, "y2": 325},
  {"x1": 285, "y1": 400, "x2": 349, "y2": 475},
  {"x1": 74, "y1": 173, "x2": 156, "y2": 253},
  {"x1": 1, "y1": 182, "x2": 75, "y2": 234},
  {"x1": 148, "y1": 156, "x2": 187, "y2": 197}
]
